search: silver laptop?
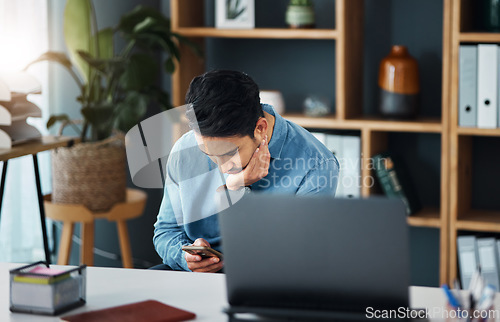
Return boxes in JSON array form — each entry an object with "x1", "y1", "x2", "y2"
[{"x1": 219, "y1": 194, "x2": 410, "y2": 320}]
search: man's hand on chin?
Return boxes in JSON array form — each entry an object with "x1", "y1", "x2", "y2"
[
  {"x1": 225, "y1": 135, "x2": 270, "y2": 190},
  {"x1": 184, "y1": 238, "x2": 223, "y2": 273}
]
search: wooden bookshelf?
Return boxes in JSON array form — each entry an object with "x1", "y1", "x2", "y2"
[
  {"x1": 456, "y1": 127, "x2": 500, "y2": 137},
  {"x1": 282, "y1": 114, "x2": 359, "y2": 130},
  {"x1": 171, "y1": 0, "x2": 450, "y2": 284},
  {"x1": 455, "y1": 210, "x2": 500, "y2": 232},
  {"x1": 283, "y1": 114, "x2": 443, "y2": 133},
  {"x1": 447, "y1": 0, "x2": 500, "y2": 284},
  {"x1": 459, "y1": 32, "x2": 500, "y2": 43},
  {"x1": 407, "y1": 208, "x2": 442, "y2": 228}
]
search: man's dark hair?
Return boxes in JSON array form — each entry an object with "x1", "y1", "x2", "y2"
[{"x1": 185, "y1": 70, "x2": 264, "y2": 138}]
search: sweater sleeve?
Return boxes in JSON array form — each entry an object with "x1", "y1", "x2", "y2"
[{"x1": 153, "y1": 166, "x2": 192, "y2": 271}]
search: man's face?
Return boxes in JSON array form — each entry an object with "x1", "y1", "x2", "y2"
[{"x1": 195, "y1": 134, "x2": 260, "y2": 174}]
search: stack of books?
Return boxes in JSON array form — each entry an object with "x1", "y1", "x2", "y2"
[
  {"x1": 9, "y1": 262, "x2": 86, "y2": 315},
  {"x1": 372, "y1": 152, "x2": 421, "y2": 216},
  {"x1": 459, "y1": 44, "x2": 500, "y2": 128},
  {"x1": 0, "y1": 72, "x2": 42, "y2": 148}
]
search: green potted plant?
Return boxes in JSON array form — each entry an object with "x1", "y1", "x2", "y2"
[
  {"x1": 285, "y1": 0, "x2": 315, "y2": 29},
  {"x1": 25, "y1": 0, "x2": 200, "y2": 211}
]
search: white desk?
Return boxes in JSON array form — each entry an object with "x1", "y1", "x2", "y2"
[{"x1": 0, "y1": 263, "x2": 487, "y2": 321}]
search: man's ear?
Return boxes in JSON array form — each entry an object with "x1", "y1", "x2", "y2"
[{"x1": 254, "y1": 118, "x2": 268, "y2": 140}]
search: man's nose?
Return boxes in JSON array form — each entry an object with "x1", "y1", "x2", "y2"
[{"x1": 219, "y1": 160, "x2": 234, "y2": 174}]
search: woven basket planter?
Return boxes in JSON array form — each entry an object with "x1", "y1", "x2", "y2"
[{"x1": 51, "y1": 136, "x2": 126, "y2": 212}]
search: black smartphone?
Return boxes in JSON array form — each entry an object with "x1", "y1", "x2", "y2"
[{"x1": 182, "y1": 245, "x2": 223, "y2": 259}]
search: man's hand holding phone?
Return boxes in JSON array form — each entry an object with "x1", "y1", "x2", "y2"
[
  {"x1": 225, "y1": 135, "x2": 271, "y2": 191},
  {"x1": 183, "y1": 238, "x2": 223, "y2": 273}
]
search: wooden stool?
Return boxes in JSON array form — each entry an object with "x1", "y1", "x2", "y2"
[{"x1": 43, "y1": 189, "x2": 147, "y2": 268}]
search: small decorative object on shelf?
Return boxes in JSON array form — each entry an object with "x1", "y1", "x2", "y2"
[
  {"x1": 378, "y1": 45, "x2": 420, "y2": 119},
  {"x1": 9, "y1": 261, "x2": 86, "y2": 316},
  {"x1": 479, "y1": 0, "x2": 500, "y2": 32},
  {"x1": 286, "y1": 0, "x2": 315, "y2": 29},
  {"x1": 303, "y1": 96, "x2": 330, "y2": 117},
  {"x1": 260, "y1": 90, "x2": 285, "y2": 115},
  {"x1": 216, "y1": 0, "x2": 255, "y2": 29}
]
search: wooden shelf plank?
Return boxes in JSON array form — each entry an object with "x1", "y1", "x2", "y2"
[
  {"x1": 174, "y1": 27, "x2": 338, "y2": 39},
  {"x1": 282, "y1": 114, "x2": 360, "y2": 130},
  {"x1": 456, "y1": 210, "x2": 500, "y2": 232},
  {"x1": 282, "y1": 114, "x2": 443, "y2": 133},
  {"x1": 407, "y1": 208, "x2": 441, "y2": 228},
  {"x1": 457, "y1": 127, "x2": 500, "y2": 137},
  {"x1": 346, "y1": 117, "x2": 443, "y2": 133},
  {"x1": 0, "y1": 136, "x2": 79, "y2": 161},
  {"x1": 459, "y1": 32, "x2": 500, "y2": 43}
]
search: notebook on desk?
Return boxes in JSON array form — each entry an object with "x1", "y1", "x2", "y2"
[
  {"x1": 61, "y1": 300, "x2": 195, "y2": 322},
  {"x1": 218, "y1": 195, "x2": 410, "y2": 321}
]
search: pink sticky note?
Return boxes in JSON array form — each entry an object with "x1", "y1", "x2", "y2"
[{"x1": 27, "y1": 266, "x2": 65, "y2": 276}]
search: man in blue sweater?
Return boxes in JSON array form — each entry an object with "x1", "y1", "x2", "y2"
[{"x1": 153, "y1": 70, "x2": 339, "y2": 272}]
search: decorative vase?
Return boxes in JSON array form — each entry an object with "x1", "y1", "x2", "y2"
[
  {"x1": 479, "y1": 0, "x2": 500, "y2": 31},
  {"x1": 285, "y1": 1, "x2": 315, "y2": 29},
  {"x1": 52, "y1": 136, "x2": 126, "y2": 212},
  {"x1": 378, "y1": 45, "x2": 420, "y2": 119}
]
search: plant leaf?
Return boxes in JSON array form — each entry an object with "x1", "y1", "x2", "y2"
[
  {"x1": 81, "y1": 103, "x2": 114, "y2": 124},
  {"x1": 172, "y1": 33, "x2": 204, "y2": 58},
  {"x1": 115, "y1": 92, "x2": 148, "y2": 133},
  {"x1": 24, "y1": 51, "x2": 72, "y2": 71},
  {"x1": 164, "y1": 57, "x2": 175, "y2": 74},
  {"x1": 119, "y1": 54, "x2": 158, "y2": 91},
  {"x1": 23, "y1": 51, "x2": 85, "y2": 88},
  {"x1": 46, "y1": 114, "x2": 71, "y2": 130},
  {"x1": 64, "y1": 0, "x2": 93, "y2": 84},
  {"x1": 143, "y1": 85, "x2": 172, "y2": 111},
  {"x1": 77, "y1": 51, "x2": 126, "y2": 75},
  {"x1": 95, "y1": 27, "x2": 114, "y2": 59},
  {"x1": 118, "y1": 5, "x2": 170, "y2": 35},
  {"x1": 81, "y1": 103, "x2": 115, "y2": 140},
  {"x1": 133, "y1": 17, "x2": 158, "y2": 34}
]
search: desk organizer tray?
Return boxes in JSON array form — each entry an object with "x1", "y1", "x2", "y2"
[{"x1": 9, "y1": 261, "x2": 86, "y2": 315}]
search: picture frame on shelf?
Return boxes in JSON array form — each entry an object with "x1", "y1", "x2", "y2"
[{"x1": 216, "y1": 0, "x2": 255, "y2": 29}]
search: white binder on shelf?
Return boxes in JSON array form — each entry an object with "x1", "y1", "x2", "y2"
[
  {"x1": 324, "y1": 134, "x2": 361, "y2": 198},
  {"x1": 457, "y1": 235, "x2": 479, "y2": 290},
  {"x1": 325, "y1": 134, "x2": 343, "y2": 197},
  {"x1": 311, "y1": 132, "x2": 326, "y2": 145},
  {"x1": 340, "y1": 135, "x2": 361, "y2": 198},
  {"x1": 477, "y1": 238, "x2": 500, "y2": 290},
  {"x1": 477, "y1": 44, "x2": 498, "y2": 129},
  {"x1": 325, "y1": 134, "x2": 342, "y2": 156},
  {"x1": 496, "y1": 240, "x2": 500, "y2": 277},
  {"x1": 458, "y1": 45, "x2": 477, "y2": 127},
  {"x1": 309, "y1": 132, "x2": 361, "y2": 198}
]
